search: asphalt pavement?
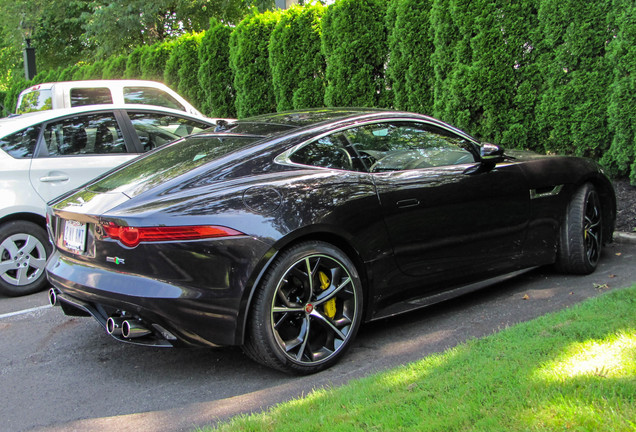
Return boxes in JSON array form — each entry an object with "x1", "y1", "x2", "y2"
[{"x1": 1, "y1": 239, "x2": 635, "y2": 432}]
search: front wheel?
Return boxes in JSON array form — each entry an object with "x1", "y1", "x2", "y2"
[
  {"x1": 243, "y1": 241, "x2": 363, "y2": 374},
  {"x1": 0, "y1": 221, "x2": 52, "y2": 296},
  {"x1": 556, "y1": 183, "x2": 603, "y2": 274}
]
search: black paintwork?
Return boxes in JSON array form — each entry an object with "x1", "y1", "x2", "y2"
[{"x1": 46, "y1": 108, "x2": 616, "y2": 348}]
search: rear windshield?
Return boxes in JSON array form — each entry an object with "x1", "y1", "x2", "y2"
[
  {"x1": 70, "y1": 88, "x2": 114, "y2": 107},
  {"x1": 17, "y1": 89, "x2": 53, "y2": 113},
  {"x1": 123, "y1": 87, "x2": 185, "y2": 111},
  {"x1": 88, "y1": 135, "x2": 261, "y2": 196}
]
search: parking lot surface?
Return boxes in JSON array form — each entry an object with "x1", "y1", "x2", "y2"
[{"x1": 1, "y1": 242, "x2": 635, "y2": 432}]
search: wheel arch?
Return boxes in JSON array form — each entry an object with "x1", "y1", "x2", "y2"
[
  {"x1": 0, "y1": 212, "x2": 47, "y2": 231},
  {"x1": 235, "y1": 229, "x2": 371, "y2": 345}
]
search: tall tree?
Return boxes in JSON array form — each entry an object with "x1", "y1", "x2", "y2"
[
  {"x1": 386, "y1": 0, "x2": 434, "y2": 114},
  {"x1": 535, "y1": 0, "x2": 613, "y2": 158},
  {"x1": 601, "y1": 0, "x2": 636, "y2": 184},
  {"x1": 269, "y1": 4, "x2": 326, "y2": 111},
  {"x1": 322, "y1": 0, "x2": 389, "y2": 108}
]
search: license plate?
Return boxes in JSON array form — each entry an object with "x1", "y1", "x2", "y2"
[{"x1": 63, "y1": 220, "x2": 87, "y2": 252}]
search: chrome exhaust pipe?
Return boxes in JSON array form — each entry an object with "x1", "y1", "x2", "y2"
[
  {"x1": 48, "y1": 288, "x2": 59, "y2": 306},
  {"x1": 122, "y1": 319, "x2": 151, "y2": 338},
  {"x1": 106, "y1": 317, "x2": 126, "y2": 336}
]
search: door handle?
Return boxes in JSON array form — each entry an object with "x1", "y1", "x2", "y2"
[
  {"x1": 396, "y1": 198, "x2": 420, "y2": 208},
  {"x1": 40, "y1": 175, "x2": 69, "y2": 182}
]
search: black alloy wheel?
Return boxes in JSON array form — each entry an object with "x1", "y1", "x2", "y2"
[
  {"x1": 244, "y1": 241, "x2": 363, "y2": 374},
  {"x1": 556, "y1": 183, "x2": 603, "y2": 274}
]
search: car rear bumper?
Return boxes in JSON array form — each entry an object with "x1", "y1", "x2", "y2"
[{"x1": 46, "y1": 249, "x2": 258, "y2": 347}]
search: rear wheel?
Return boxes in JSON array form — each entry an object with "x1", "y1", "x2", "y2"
[
  {"x1": 244, "y1": 241, "x2": 363, "y2": 374},
  {"x1": 0, "y1": 221, "x2": 52, "y2": 296},
  {"x1": 556, "y1": 183, "x2": 602, "y2": 274}
]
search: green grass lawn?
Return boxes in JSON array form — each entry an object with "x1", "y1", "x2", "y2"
[{"x1": 204, "y1": 285, "x2": 636, "y2": 432}]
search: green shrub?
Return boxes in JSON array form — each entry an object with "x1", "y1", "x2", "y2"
[
  {"x1": 430, "y1": 0, "x2": 541, "y2": 149},
  {"x1": 0, "y1": 90, "x2": 6, "y2": 117},
  {"x1": 43, "y1": 68, "x2": 62, "y2": 83},
  {"x1": 141, "y1": 41, "x2": 174, "y2": 82},
  {"x1": 124, "y1": 46, "x2": 146, "y2": 79},
  {"x1": 165, "y1": 33, "x2": 204, "y2": 108},
  {"x1": 322, "y1": 0, "x2": 389, "y2": 108},
  {"x1": 269, "y1": 4, "x2": 326, "y2": 111},
  {"x1": 386, "y1": 0, "x2": 434, "y2": 113},
  {"x1": 4, "y1": 78, "x2": 28, "y2": 115},
  {"x1": 230, "y1": 11, "x2": 280, "y2": 118},
  {"x1": 601, "y1": 0, "x2": 636, "y2": 184},
  {"x1": 103, "y1": 56, "x2": 128, "y2": 79},
  {"x1": 198, "y1": 18, "x2": 236, "y2": 117},
  {"x1": 535, "y1": 0, "x2": 612, "y2": 158},
  {"x1": 58, "y1": 65, "x2": 79, "y2": 81}
]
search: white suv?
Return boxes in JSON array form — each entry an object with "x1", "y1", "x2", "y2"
[
  {"x1": 16, "y1": 80, "x2": 203, "y2": 117},
  {"x1": 0, "y1": 104, "x2": 217, "y2": 296}
]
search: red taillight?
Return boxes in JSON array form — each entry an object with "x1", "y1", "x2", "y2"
[{"x1": 102, "y1": 223, "x2": 244, "y2": 248}]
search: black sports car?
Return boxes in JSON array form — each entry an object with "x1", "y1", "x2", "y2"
[{"x1": 46, "y1": 108, "x2": 616, "y2": 374}]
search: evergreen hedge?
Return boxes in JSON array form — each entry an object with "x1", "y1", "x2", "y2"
[
  {"x1": 229, "y1": 11, "x2": 280, "y2": 118},
  {"x1": 141, "y1": 41, "x2": 174, "y2": 82},
  {"x1": 3, "y1": 0, "x2": 635, "y2": 183},
  {"x1": 124, "y1": 46, "x2": 146, "y2": 79},
  {"x1": 198, "y1": 19, "x2": 236, "y2": 118},
  {"x1": 103, "y1": 56, "x2": 127, "y2": 79},
  {"x1": 269, "y1": 4, "x2": 326, "y2": 111},
  {"x1": 386, "y1": 0, "x2": 433, "y2": 113},
  {"x1": 536, "y1": 0, "x2": 612, "y2": 159},
  {"x1": 322, "y1": 0, "x2": 389, "y2": 108},
  {"x1": 602, "y1": 0, "x2": 636, "y2": 183}
]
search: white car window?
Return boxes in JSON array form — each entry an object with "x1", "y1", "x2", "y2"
[
  {"x1": 128, "y1": 112, "x2": 211, "y2": 151},
  {"x1": 0, "y1": 126, "x2": 40, "y2": 158},
  {"x1": 43, "y1": 113, "x2": 127, "y2": 156}
]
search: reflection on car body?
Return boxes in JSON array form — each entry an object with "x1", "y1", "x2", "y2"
[{"x1": 46, "y1": 108, "x2": 615, "y2": 374}]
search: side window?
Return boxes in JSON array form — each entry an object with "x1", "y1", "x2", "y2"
[
  {"x1": 348, "y1": 122, "x2": 476, "y2": 172},
  {"x1": 70, "y1": 88, "x2": 113, "y2": 107},
  {"x1": 128, "y1": 112, "x2": 210, "y2": 152},
  {"x1": 0, "y1": 126, "x2": 40, "y2": 158},
  {"x1": 123, "y1": 87, "x2": 186, "y2": 111},
  {"x1": 43, "y1": 113, "x2": 126, "y2": 156},
  {"x1": 289, "y1": 135, "x2": 354, "y2": 171},
  {"x1": 17, "y1": 90, "x2": 53, "y2": 113}
]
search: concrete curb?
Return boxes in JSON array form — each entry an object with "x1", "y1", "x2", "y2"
[{"x1": 613, "y1": 231, "x2": 636, "y2": 244}]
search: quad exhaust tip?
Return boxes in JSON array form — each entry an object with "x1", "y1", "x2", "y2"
[
  {"x1": 121, "y1": 319, "x2": 152, "y2": 339},
  {"x1": 107, "y1": 316, "x2": 152, "y2": 339},
  {"x1": 106, "y1": 317, "x2": 126, "y2": 336},
  {"x1": 48, "y1": 288, "x2": 59, "y2": 307}
]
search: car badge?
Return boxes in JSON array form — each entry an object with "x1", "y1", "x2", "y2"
[{"x1": 106, "y1": 256, "x2": 125, "y2": 265}]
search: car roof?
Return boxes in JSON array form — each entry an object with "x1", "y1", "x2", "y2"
[
  {"x1": 19, "y1": 80, "x2": 176, "y2": 91},
  {"x1": 206, "y1": 107, "x2": 461, "y2": 139},
  {"x1": 0, "y1": 105, "x2": 219, "y2": 136}
]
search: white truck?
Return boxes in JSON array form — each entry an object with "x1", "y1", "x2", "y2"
[{"x1": 16, "y1": 80, "x2": 203, "y2": 117}]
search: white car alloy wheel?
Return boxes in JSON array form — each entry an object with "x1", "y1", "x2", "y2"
[{"x1": 0, "y1": 221, "x2": 51, "y2": 296}]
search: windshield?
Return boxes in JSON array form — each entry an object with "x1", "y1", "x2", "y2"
[
  {"x1": 88, "y1": 135, "x2": 261, "y2": 197},
  {"x1": 17, "y1": 89, "x2": 53, "y2": 113}
]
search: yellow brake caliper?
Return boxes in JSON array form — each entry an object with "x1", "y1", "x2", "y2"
[{"x1": 319, "y1": 271, "x2": 337, "y2": 319}]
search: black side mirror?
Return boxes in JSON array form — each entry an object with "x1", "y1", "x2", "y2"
[
  {"x1": 464, "y1": 143, "x2": 505, "y2": 175},
  {"x1": 480, "y1": 143, "x2": 505, "y2": 163}
]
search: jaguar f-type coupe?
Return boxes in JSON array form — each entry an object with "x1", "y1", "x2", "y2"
[{"x1": 46, "y1": 108, "x2": 616, "y2": 374}]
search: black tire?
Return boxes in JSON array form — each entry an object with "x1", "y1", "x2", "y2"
[
  {"x1": 556, "y1": 183, "x2": 603, "y2": 274},
  {"x1": 243, "y1": 241, "x2": 363, "y2": 374},
  {"x1": 0, "y1": 221, "x2": 52, "y2": 296}
]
